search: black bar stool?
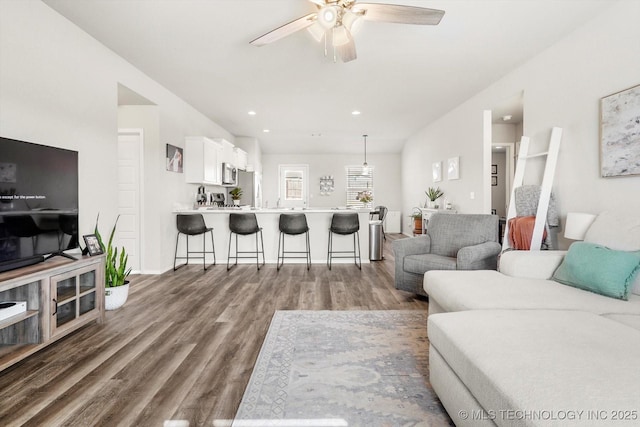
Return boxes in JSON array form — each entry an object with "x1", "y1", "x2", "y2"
[
  {"x1": 327, "y1": 212, "x2": 361, "y2": 270},
  {"x1": 174, "y1": 214, "x2": 216, "y2": 271},
  {"x1": 227, "y1": 213, "x2": 265, "y2": 271},
  {"x1": 277, "y1": 213, "x2": 311, "y2": 271}
]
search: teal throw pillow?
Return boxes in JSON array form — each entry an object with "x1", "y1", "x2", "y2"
[{"x1": 552, "y1": 242, "x2": 640, "y2": 300}]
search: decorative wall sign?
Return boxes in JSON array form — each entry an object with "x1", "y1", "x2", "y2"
[
  {"x1": 600, "y1": 84, "x2": 640, "y2": 177},
  {"x1": 447, "y1": 157, "x2": 460, "y2": 180},
  {"x1": 432, "y1": 161, "x2": 442, "y2": 182},
  {"x1": 166, "y1": 144, "x2": 183, "y2": 173},
  {"x1": 319, "y1": 176, "x2": 334, "y2": 196}
]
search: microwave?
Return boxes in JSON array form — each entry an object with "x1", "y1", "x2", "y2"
[{"x1": 222, "y1": 162, "x2": 237, "y2": 185}]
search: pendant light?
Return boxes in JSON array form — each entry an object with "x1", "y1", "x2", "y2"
[{"x1": 362, "y1": 134, "x2": 369, "y2": 175}]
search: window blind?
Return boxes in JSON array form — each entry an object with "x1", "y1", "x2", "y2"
[{"x1": 345, "y1": 166, "x2": 374, "y2": 208}]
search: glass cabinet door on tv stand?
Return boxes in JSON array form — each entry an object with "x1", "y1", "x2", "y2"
[{"x1": 49, "y1": 263, "x2": 100, "y2": 338}]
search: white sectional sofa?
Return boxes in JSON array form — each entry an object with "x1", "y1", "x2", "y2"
[{"x1": 424, "y1": 212, "x2": 640, "y2": 426}]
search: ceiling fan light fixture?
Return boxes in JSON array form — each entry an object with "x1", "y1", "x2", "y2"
[
  {"x1": 318, "y1": 6, "x2": 339, "y2": 29},
  {"x1": 342, "y1": 10, "x2": 363, "y2": 35},
  {"x1": 332, "y1": 25, "x2": 350, "y2": 46},
  {"x1": 307, "y1": 21, "x2": 326, "y2": 42}
]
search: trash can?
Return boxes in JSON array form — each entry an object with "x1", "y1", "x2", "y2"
[{"x1": 369, "y1": 220, "x2": 384, "y2": 261}]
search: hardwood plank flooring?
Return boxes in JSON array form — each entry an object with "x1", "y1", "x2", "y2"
[{"x1": 0, "y1": 234, "x2": 428, "y2": 426}]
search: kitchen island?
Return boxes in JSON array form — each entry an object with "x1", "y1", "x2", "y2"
[{"x1": 172, "y1": 208, "x2": 372, "y2": 265}]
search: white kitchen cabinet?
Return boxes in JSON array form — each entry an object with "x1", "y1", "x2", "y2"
[
  {"x1": 213, "y1": 138, "x2": 235, "y2": 166},
  {"x1": 234, "y1": 147, "x2": 248, "y2": 171},
  {"x1": 185, "y1": 136, "x2": 222, "y2": 185}
]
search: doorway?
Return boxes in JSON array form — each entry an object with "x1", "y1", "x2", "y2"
[
  {"x1": 278, "y1": 165, "x2": 309, "y2": 208},
  {"x1": 117, "y1": 129, "x2": 144, "y2": 273}
]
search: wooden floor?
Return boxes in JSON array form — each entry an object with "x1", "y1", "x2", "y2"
[{"x1": 0, "y1": 234, "x2": 428, "y2": 427}]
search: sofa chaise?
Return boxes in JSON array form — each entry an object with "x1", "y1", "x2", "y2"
[{"x1": 424, "y1": 211, "x2": 640, "y2": 426}]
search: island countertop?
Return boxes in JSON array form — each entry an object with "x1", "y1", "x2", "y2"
[
  {"x1": 174, "y1": 207, "x2": 371, "y2": 214},
  {"x1": 172, "y1": 208, "x2": 373, "y2": 265}
]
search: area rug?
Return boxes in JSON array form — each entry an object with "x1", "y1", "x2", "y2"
[{"x1": 233, "y1": 310, "x2": 453, "y2": 427}]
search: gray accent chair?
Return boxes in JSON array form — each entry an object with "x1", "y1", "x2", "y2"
[{"x1": 392, "y1": 213, "x2": 501, "y2": 295}]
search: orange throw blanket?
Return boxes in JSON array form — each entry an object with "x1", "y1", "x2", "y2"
[{"x1": 508, "y1": 216, "x2": 547, "y2": 250}]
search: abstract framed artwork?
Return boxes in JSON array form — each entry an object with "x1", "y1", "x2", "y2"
[
  {"x1": 432, "y1": 161, "x2": 442, "y2": 182},
  {"x1": 491, "y1": 176, "x2": 497, "y2": 186},
  {"x1": 447, "y1": 157, "x2": 460, "y2": 180},
  {"x1": 600, "y1": 84, "x2": 640, "y2": 178},
  {"x1": 491, "y1": 164, "x2": 497, "y2": 175}
]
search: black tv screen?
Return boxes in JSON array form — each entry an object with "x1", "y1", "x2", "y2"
[{"x1": 0, "y1": 137, "x2": 79, "y2": 271}]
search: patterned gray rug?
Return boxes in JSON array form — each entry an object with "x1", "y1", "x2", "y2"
[{"x1": 233, "y1": 310, "x2": 453, "y2": 427}]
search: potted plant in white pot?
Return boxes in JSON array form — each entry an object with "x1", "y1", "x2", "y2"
[
  {"x1": 425, "y1": 187, "x2": 444, "y2": 209},
  {"x1": 94, "y1": 215, "x2": 131, "y2": 310},
  {"x1": 229, "y1": 187, "x2": 242, "y2": 206}
]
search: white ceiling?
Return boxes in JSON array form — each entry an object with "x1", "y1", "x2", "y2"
[{"x1": 43, "y1": 0, "x2": 611, "y2": 154}]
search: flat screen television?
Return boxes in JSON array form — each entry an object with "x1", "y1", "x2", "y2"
[{"x1": 0, "y1": 137, "x2": 79, "y2": 273}]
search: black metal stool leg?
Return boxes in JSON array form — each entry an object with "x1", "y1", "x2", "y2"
[
  {"x1": 356, "y1": 231, "x2": 362, "y2": 269},
  {"x1": 227, "y1": 231, "x2": 234, "y2": 271},
  {"x1": 277, "y1": 231, "x2": 283, "y2": 271},
  {"x1": 173, "y1": 232, "x2": 181, "y2": 271},
  {"x1": 260, "y1": 229, "x2": 265, "y2": 267},
  {"x1": 306, "y1": 230, "x2": 311, "y2": 270},
  {"x1": 210, "y1": 229, "x2": 216, "y2": 265},
  {"x1": 327, "y1": 231, "x2": 333, "y2": 270}
]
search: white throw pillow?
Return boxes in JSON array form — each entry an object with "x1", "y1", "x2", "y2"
[
  {"x1": 584, "y1": 211, "x2": 640, "y2": 252},
  {"x1": 583, "y1": 211, "x2": 640, "y2": 295}
]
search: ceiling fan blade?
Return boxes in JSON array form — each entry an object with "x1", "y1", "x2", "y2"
[
  {"x1": 355, "y1": 3, "x2": 445, "y2": 25},
  {"x1": 338, "y1": 34, "x2": 357, "y2": 62},
  {"x1": 250, "y1": 13, "x2": 317, "y2": 46}
]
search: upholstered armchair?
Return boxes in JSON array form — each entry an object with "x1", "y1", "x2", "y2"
[{"x1": 393, "y1": 213, "x2": 501, "y2": 295}]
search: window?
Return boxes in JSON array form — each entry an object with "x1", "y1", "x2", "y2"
[
  {"x1": 278, "y1": 165, "x2": 308, "y2": 208},
  {"x1": 346, "y1": 166, "x2": 374, "y2": 208},
  {"x1": 285, "y1": 171, "x2": 303, "y2": 200}
]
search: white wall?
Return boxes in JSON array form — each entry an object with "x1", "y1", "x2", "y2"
[
  {"x1": 261, "y1": 153, "x2": 402, "y2": 211},
  {"x1": 401, "y1": 1, "x2": 640, "y2": 245},
  {"x1": 0, "y1": 1, "x2": 233, "y2": 272}
]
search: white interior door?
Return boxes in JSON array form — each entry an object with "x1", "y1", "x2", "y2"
[
  {"x1": 278, "y1": 165, "x2": 309, "y2": 208},
  {"x1": 117, "y1": 129, "x2": 143, "y2": 273}
]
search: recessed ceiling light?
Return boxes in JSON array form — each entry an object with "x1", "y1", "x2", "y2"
[
  {"x1": 352, "y1": 110, "x2": 361, "y2": 116},
  {"x1": 248, "y1": 111, "x2": 257, "y2": 116},
  {"x1": 263, "y1": 129, "x2": 270, "y2": 133},
  {"x1": 502, "y1": 115, "x2": 512, "y2": 121},
  {"x1": 496, "y1": 146, "x2": 503, "y2": 149}
]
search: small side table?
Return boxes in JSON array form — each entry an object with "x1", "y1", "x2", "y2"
[{"x1": 419, "y1": 208, "x2": 457, "y2": 235}]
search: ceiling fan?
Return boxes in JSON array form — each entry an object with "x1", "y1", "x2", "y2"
[{"x1": 250, "y1": 0, "x2": 445, "y2": 62}]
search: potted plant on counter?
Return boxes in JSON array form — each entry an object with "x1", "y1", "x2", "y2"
[
  {"x1": 94, "y1": 214, "x2": 131, "y2": 310},
  {"x1": 230, "y1": 187, "x2": 243, "y2": 206},
  {"x1": 410, "y1": 207, "x2": 423, "y2": 235},
  {"x1": 357, "y1": 190, "x2": 373, "y2": 208},
  {"x1": 425, "y1": 187, "x2": 444, "y2": 209}
]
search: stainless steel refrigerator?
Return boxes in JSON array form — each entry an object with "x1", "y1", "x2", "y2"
[{"x1": 236, "y1": 170, "x2": 256, "y2": 207}]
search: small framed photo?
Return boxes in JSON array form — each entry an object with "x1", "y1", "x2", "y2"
[
  {"x1": 491, "y1": 164, "x2": 497, "y2": 175},
  {"x1": 491, "y1": 176, "x2": 498, "y2": 186},
  {"x1": 83, "y1": 234, "x2": 104, "y2": 256}
]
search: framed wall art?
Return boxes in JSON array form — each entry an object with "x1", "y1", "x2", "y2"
[
  {"x1": 166, "y1": 144, "x2": 183, "y2": 173},
  {"x1": 491, "y1": 164, "x2": 497, "y2": 175},
  {"x1": 432, "y1": 161, "x2": 442, "y2": 182},
  {"x1": 447, "y1": 157, "x2": 460, "y2": 180},
  {"x1": 600, "y1": 84, "x2": 640, "y2": 178}
]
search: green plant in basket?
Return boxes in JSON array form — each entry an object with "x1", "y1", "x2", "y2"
[{"x1": 94, "y1": 214, "x2": 131, "y2": 288}]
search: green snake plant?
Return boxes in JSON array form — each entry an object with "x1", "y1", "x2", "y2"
[{"x1": 94, "y1": 214, "x2": 131, "y2": 288}]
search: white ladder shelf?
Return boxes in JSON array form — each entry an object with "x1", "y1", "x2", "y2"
[{"x1": 502, "y1": 127, "x2": 563, "y2": 252}]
